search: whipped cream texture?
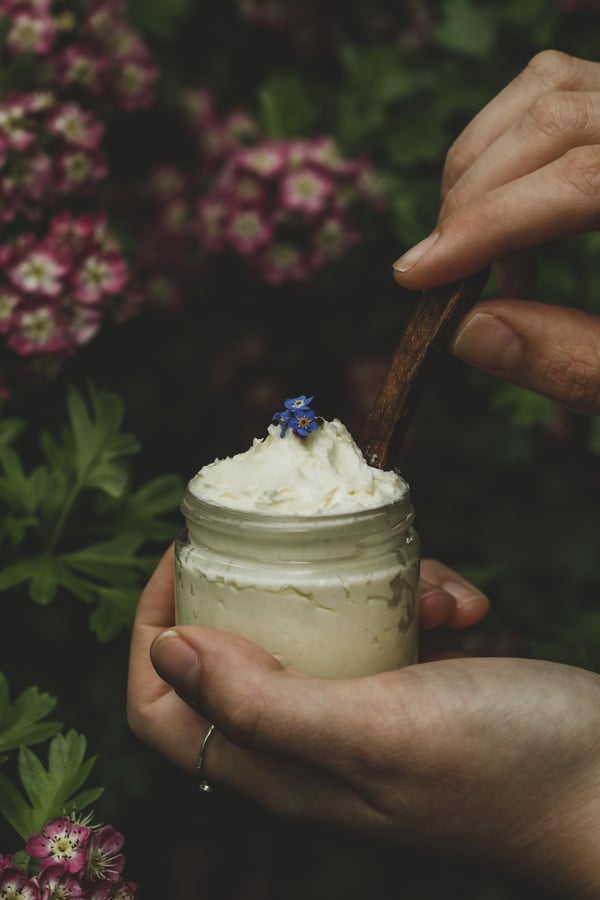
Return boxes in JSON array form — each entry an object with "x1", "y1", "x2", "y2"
[{"x1": 188, "y1": 418, "x2": 406, "y2": 515}]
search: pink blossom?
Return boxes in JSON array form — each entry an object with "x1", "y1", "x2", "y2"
[
  {"x1": 227, "y1": 207, "x2": 273, "y2": 254},
  {"x1": 47, "y1": 104, "x2": 104, "y2": 149},
  {"x1": 0, "y1": 868, "x2": 40, "y2": 900},
  {"x1": 197, "y1": 196, "x2": 228, "y2": 252},
  {"x1": 255, "y1": 241, "x2": 307, "y2": 284},
  {"x1": 72, "y1": 253, "x2": 129, "y2": 303},
  {"x1": 197, "y1": 134, "x2": 380, "y2": 283},
  {"x1": 0, "y1": 290, "x2": 20, "y2": 333},
  {"x1": 86, "y1": 885, "x2": 112, "y2": 900},
  {"x1": 112, "y1": 58, "x2": 159, "y2": 111},
  {"x1": 0, "y1": 854, "x2": 14, "y2": 871},
  {"x1": 6, "y1": 11, "x2": 56, "y2": 55},
  {"x1": 38, "y1": 865, "x2": 84, "y2": 900},
  {"x1": 47, "y1": 212, "x2": 97, "y2": 253},
  {"x1": 64, "y1": 301, "x2": 102, "y2": 346},
  {"x1": 224, "y1": 110, "x2": 257, "y2": 145},
  {"x1": 55, "y1": 148, "x2": 108, "y2": 193},
  {"x1": 26, "y1": 816, "x2": 90, "y2": 874},
  {"x1": 183, "y1": 88, "x2": 216, "y2": 126},
  {"x1": 55, "y1": 47, "x2": 107, "y2": 94},
  {"x1": 9, "y1": 250, "x2": 67, "y2": 296},
  {"x1": 8, "y1": 305, "x2": 68, "y2": 356},
  {"x1": 280, "y1": 167, "x2": 333, "y2": 214},
  {"x1": 310, "y1": 215, "x2": 357, "y2": 265},
  {"x1": 84, "y1": 825, "x2": 125, "y2": 884},
  {"x1": 237, "y1": 144, "x2": 285, "y2": 178},
  {"x1": 0, "y1": 100, "x2": 35, "y2": 151},
  {"x1": 232, "y1": 174, "x2": 265, "y2": 205}
]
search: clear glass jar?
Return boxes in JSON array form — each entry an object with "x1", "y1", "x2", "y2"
[{"x1": 175, "y1": 488, "x2": 420, "y2": 678}]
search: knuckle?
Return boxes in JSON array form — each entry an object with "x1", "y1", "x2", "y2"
[
  {"x1": 522, "y1": 90, "x2": 596, "y2": 140},
  {"x1": 556, "y1": 145, "x2": 600, "y2": 199},
  {"x1": 439, "y1": 181, "x2": 461, "y2": 218},
  {"x1": 441, "y1": 137, "x2": 473, "y2": 198},
  {"x1": 525, "y1": 50, "x2": 580, "y2": 88},
  {"x1": 545, "y1": 325, "x2": 600, "y2": 412}
]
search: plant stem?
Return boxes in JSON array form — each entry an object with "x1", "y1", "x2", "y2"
[{"x1": 48, "y1": 479, "x2": 81, "y2": 554}]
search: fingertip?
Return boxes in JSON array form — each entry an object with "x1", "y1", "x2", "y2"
[
  {"x1": 446, "y1": 593, "x2": 490, "y2": 630},
  {"x1": 418, "y1": 588, "x2": 456, "y2": 630}
]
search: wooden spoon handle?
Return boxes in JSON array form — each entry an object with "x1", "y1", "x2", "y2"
[{"x1": 359, "y1": 268, "x2": 489, "y2": 470}]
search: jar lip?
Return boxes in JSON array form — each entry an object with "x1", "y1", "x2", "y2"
[{"x1": 180, "y1": 486, "x2": 412, "y2": 529}]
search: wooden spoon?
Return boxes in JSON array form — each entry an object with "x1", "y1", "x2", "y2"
[{"x1": 359, "y1": 268, "x2": 489, "y2": 471}]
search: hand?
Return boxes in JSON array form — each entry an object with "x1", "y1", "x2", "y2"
[
  {"x1": 392, "y1": 50, "x2": 600, "y2": 412},
  {"x1": 129, "y1": 550, "x2": 600, "y2": 899},
  {"x1": 127, "y1": 546, "x2": 489, "y2": 771}
]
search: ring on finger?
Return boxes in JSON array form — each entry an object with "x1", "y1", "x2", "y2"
[{"x1": 197, "y1": 723, "x2": 216, "y2": 794}]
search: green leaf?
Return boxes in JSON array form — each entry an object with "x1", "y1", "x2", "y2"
[
  {"x1": 104, "y1": 473, "x2": 182, "y2": 541},
  {"x1": 0, "y1": 559, "x2": 40, "y2": 593},
  {"x1": 90, "y1": 586, "x2": 141, "y2": 641},
  {"x1": 0, "y1": 449, "x2": 46, "y2": 514},
  {"x1": 5, "y1": 731, "x2": 103, "y2": 836},
  {"x1": 62, "y1": 534, "x2": 146, "y2": 583},
  {"x1": 0, "y1": 674, "x2": 61, "y2": 755},
  {"x1": 68, "y1": 384, "x2": 139, "y2": 499},
  {"x1": 434, "y1": 0, "x2": 496, "y2": 57},
  {"x1": 0, "y1": 773, "x2": 31, "y2": 840},
  {"x1": 0, "y1": 417, "x2": 24, "y2": 449},
  {"x1": 127, "y1": 0, "x2": 194, "y2": 39}
]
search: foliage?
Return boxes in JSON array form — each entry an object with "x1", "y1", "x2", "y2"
[
  {"x1": 0, "y1": 383, "x2": 182, "y2": 640},
  {"x1": 1, "y1": 0, "x2": 600, "y2": 896},
  {"x1": 0, "y1": 672, "x2": 101, "y2": 840}
]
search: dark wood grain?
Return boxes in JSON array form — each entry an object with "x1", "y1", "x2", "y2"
[{"x1": 359, "y1": 268, "x2": 489, "y2": 471}]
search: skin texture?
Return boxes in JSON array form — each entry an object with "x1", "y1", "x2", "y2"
[
  {"x1": 393, "y1": 50, "x2": 600, "y2": 412},
  {"x1": 128, "y1": 51, "x2": 600, "y2": 898}
]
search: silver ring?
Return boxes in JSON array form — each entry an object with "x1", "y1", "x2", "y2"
[{"x1": 196, "y1": 724, "x2": 216, "y2": 793}]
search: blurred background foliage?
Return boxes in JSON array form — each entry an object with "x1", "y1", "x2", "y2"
[{"x1": 1, "y1": 0, "x2": 599, "y2": 897}]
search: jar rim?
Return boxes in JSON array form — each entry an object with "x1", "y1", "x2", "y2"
[{"x1": 180, "y1": 486, "x2": 413, "y2": 531}]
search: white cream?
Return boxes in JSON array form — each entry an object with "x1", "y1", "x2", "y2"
[
  {"x1": 188, "y1": 419, "x2": 406, "y2": 515},
  {"x1": 176, "y1": 416, "x2": 419, "y2": 677}
]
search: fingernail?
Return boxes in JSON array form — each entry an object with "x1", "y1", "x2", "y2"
[
  {"x1": 452, "y1": 313, "x2": 523, "y2": 371},
  {"x1": 151, "y1": 631, "x2": 201, "y2": 696},
  {"x1": 393, "y1": 231, "x2": 440, "y2": 273},
  {"x1": 441, "y1": 581, "x2": 487, "y2": 608}
]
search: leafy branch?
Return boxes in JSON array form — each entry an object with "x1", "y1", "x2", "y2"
[
  {"x1": 0, "y1": 383, "x2": 182, "y2": 640},
  {"x1": 0, "y1": 672, "x2": 103, "y2": 842}
]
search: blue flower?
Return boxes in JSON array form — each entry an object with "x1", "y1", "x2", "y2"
[
  {"x1": 272, "y1": 409, "x2": 292, "y2": 437},
  {"x1": 290, "y1": 408, "x2": 319, "y2": 437},
  {"x1": 273, "y1": 395, "x2": 320, "y2": 438},
  {"x1": 284, "y1": 395, "x2": 313, "y2": 412}
]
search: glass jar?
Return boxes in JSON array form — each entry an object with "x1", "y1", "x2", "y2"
[{"x1": 175, "y1": 488, "x2": 420, "y2": 678}]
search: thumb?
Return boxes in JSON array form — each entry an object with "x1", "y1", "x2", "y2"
[
  {"x1": 149, "y1": 626, "x2": 386, "y2": 777},
  {"x1": 451, "y1": 299, "x2": 600, "y2": 413}
]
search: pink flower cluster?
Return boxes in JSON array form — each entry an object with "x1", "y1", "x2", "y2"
[
  {"x1": 118, "y1": 91, "x2": 257, "y2": 312},
  {"x1": 0, "y1": 815, "x2": 136, "y2": 899},
  {"x1": 0, "y1": 0, "x2": 158, "y2": 111},
  {"x1": 0, "y1": 92, "x2": 107, "y2": 225},
  {"x1": 182, "y1": 88, "x2": 257, "y2": 172},
  {"x1": 198, "y1": 136, "x2": 381, "y2": 284},
  {"x1": 0, "y1": 212, "x2": 128, "y2": 356}
]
